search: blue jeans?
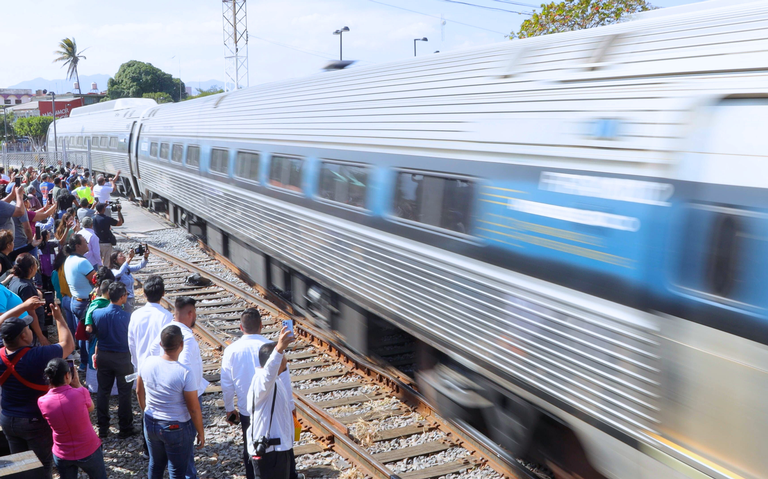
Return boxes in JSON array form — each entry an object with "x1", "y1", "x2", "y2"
[
  {"x1": 54, "y1": 446, "x2": 107, "y2": 479},
  {"x1": 69, "y1": 297, "x2": 89, "y2": 366},
  {"x1": 144, "y1": 414, "x2": 196, "y2": 479},
  {"x1": 60, "y1": 296, "x2": 76, "y2": 338},
  {"x1": 0, "y1": 413, "x2": 53, "y2": 478}
]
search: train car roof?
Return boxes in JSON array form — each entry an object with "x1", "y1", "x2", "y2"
[{"x1": 70, "y1": 98, "x2": 157, "y2": 118}]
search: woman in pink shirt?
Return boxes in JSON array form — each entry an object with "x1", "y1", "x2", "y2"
[{"x1": 38, "y1": 358, "x2": 107, "y2": 479}]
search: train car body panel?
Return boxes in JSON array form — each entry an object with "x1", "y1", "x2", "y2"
[{"x1": 49, "y1": 2, "x2": 768, "y2": 478}]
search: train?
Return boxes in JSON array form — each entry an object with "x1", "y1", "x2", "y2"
[{"x1": 49, "y1": 1, "x2": 768, "y2": 478}]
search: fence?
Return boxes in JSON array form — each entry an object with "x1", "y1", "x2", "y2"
[{"x1": 0, "y1": 148, "x2": 91, "y2": 175}]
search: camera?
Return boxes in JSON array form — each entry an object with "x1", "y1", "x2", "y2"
[
  {"x1": 134, "y1": 243, "x2": 147, "y2": 255},
  {"x1": 110, "y1": 198, "x2": 121, "y2": 212},
  {"x1": 253, "y1": 436, "x2": 281, "y2": 458}
]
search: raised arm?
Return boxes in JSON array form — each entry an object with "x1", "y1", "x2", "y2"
[
  {"x1": 52, "y1": 302, "x2": 75, "y2": 358},
  {"x1": 0, "y1": 296, "x2": 42, "y2": 324}
]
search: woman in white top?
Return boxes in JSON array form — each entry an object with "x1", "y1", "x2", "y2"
[{"x1": 136, "y1": 324, "x2": 204, "y2": 479}]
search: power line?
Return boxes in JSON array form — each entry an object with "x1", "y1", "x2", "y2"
[
  {"x1": 434, "y1": 0, "x2": 532, "y2": 15},
  {"x1": 491, "y1": 0, "x2": 539, "y2": 8},
  {"x1": 251, "y1": 36, "x2": 333, "y2": 59},
  {"x1": 367, "y1": 0, "x2": 508, "y2": 34}
]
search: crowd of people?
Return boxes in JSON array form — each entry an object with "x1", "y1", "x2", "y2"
[{"x1": 0, "y1": 161, "x2": 303, "y2": 479}]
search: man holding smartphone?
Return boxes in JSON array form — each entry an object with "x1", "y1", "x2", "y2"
[
  {"x1": 0, "y1": 301, "x2": 75, "y2": 477},
  {"x1": 221, "y1": 309, "x2": 298, "y2": 479},
  {"x1": 246, "y1": 327, "x2": 296, "y2": 479},
  {"x1": 39, "y1": 174, "x2": 54, "y2": 206}
]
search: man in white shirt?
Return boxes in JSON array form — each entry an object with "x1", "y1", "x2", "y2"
[
  {"x1": 129, "y1": 275, "x2": 173, "y2": 371},
  {"x1": 222, "y1": 308, "x2": 295, "y2": 479},
  {"x1": 247, "y1": 327, "x2": 295, "y2": 479},
  {"x1": 149, "y1": 295, "x2": 208, "y2": 479},
  {"x1": 78, "y1": 216, "x2": 102, "y2": 267},
  {"x1": 129, "y1": 275, "x2": 174, "y2": 457},
  {"x1": 93, "y1": 171, "x2": 120, "y2": 206}
]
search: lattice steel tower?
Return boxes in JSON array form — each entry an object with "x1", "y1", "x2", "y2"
[{"x1": 222, "y1": 0, "x2": 249, "y2": 91}]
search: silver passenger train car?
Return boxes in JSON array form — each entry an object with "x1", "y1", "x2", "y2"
[{"x1": 50, "y1": 1, "x2": 768, "y2": 478}]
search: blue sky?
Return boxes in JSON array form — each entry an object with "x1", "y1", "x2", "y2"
[{"x1": 1, "y1": 0, "x2": 704, "y2": 91}]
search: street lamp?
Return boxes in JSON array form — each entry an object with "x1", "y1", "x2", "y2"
[
  {"x1": 333, "y1": 26, "x2": 350, "y2": 61},
  {"x1": 414, "y1": 37, "x2": 428, "y2": 57}
]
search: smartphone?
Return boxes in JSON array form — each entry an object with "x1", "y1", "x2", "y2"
[
  {"x1": 43, "y1": 291, "x2": 55, "y2": 307},
  {"x1": 14, "y1": 177, "x2": 20, "y2": 187},
  {"x1": 47, "y1": 192, "x2": 53, "y2": 203},
  {"x1": 281, "y1": 319, "x2": 294, "y2": 334},
  {"x1": 66, "y1": 359, "x2": 75, "y2": 376},
  {"x1": 227, "y1": 412, "x2": 240, "y2": 425},
  {"x1": 35, "y1": 225, "x2": 41, "y2": 238}
]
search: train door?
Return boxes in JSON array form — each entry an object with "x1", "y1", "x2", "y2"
[
  {"x1": 129, "y1": 122, "x2": 143, "y2": 201},
  {"x1": 659, "y1": 98, "x2": 768, "y2": 479},
  {"x1": 126, "y1": 122, "x2": 137, "y2": 199}
]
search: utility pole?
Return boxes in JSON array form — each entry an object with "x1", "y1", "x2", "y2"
[
  {"x1": 222, "y1": 0, "x2": 249, "y2": 92},
  {"x1": 51, "y1": 92, "x2": 58, "y2": 158}
]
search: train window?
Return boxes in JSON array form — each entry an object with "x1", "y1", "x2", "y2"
[
  {"x1": 394, "y1": 172, "x2": 474, "y2": 234},
  {"x1": 171, "y1": 144, "x2": 183, "y2": 163},
  {"x1": 235, "y1": 151, "x2": 260, "y2": 182},
  {"x1": 708, "y1": 214, "x2": 742, "y2": 297},
  {"x1": 318, "y1": 162, "x2": 368, "y2": 209},
  {"x1": 150, "y1": 142, "x2": 158, "y2": 157},
  {"x1": 210, "y1": 148, "x2": 229, "y2": 175},
  {"x1": 109, "y1": 137, "x2": 117, "y2": 149},
  {"x1": 76, "y1": 137, "x2": 83, "y2": 146},
  {"x1": 159, "y1": 143, "x2": 170, "y2": 160},
  {"x1": 100, "y1": 137, "x2": 107, "y2": 148},
  {"x1": 186, "y1": 146, "x2": 200, "y2": 169},
  {"x1": 91, "y1": 137, "x2": 99, "y2": 148},
  {"x1": 269, "y1": 155, "x2": 302, "y2": 192}
]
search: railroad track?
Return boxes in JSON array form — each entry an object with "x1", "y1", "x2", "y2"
[{"x1": 125, "y1": 237, "x2": 540, "y2": 479}]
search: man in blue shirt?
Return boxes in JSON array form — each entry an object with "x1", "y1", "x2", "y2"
[
  {"x1": 92, "y1": 281, "x2": 135, "y2": 439},
  {"x1": 0, "y1": 303, "x2": 75, "y2": 478},
  {"x1": 39, "y1": 174, "x2": 54, "y2": 206}
]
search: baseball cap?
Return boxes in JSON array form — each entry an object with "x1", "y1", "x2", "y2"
[{"x1": 0, "y1": 316, "x2": 32, "y2": 343}]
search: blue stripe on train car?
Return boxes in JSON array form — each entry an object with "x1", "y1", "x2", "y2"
[{"x1": 474, "y1": 170, "x2": 676, "y2": 291}]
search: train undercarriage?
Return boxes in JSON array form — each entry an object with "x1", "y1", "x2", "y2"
[{"x1": 147, "y1": 192, "x2": 605, "y2": 479}]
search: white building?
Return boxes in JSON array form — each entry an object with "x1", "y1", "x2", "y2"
[{"x1": 0, "y1": 89, "x2": 33, "y2": 105}]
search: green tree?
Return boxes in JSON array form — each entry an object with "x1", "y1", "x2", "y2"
[
  {"x1": 185, "y1": 85, "x2": 225, "y2": 101},
  {"x1": 142, "y1": 92, "x2": 173, "y2": 104},
  {"x1": 0, "y1": 110, "x2": 16, "y2": 144},
  {"x1": 14, "y1": 116, "x2": 54, "y2": 151},
  {"x1": 514, "y1": 0, "x2": 655, "y2": 39},
  {"x1": 53, "y1": 38, "x2": 87, "y2": 94},
  {"x1": 106, "y1": 60, "x2": 187, "y2": 102}
]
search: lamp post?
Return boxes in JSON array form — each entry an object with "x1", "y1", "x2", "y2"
[
  {"x1": 2, "y1": 105, "x2": 7, "y2": 148},
  {"x1": 50, "y1": 92, "x2": 58, "y2": 159},
  {"x1": 333, "y1": 26, "x2": 350, "y2": 61},
  {"x1": 414, "y1": 37, "x2": 428, "y2": 57}
]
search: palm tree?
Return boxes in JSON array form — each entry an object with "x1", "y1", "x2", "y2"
[{"x1": 53, "y1": 38, "x2": 87, "y2": 94}]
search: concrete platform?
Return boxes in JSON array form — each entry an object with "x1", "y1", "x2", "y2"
[{"x1": 111, "y1": 201, "x2": 174, "y2": 236}]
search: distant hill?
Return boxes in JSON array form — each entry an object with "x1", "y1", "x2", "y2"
[
  {"x1": 5, "y1": 75, "x2": 225, "y2": 95},
  {"x1": 7, "y1": 74, "x2": 112, "y2": 93}
]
